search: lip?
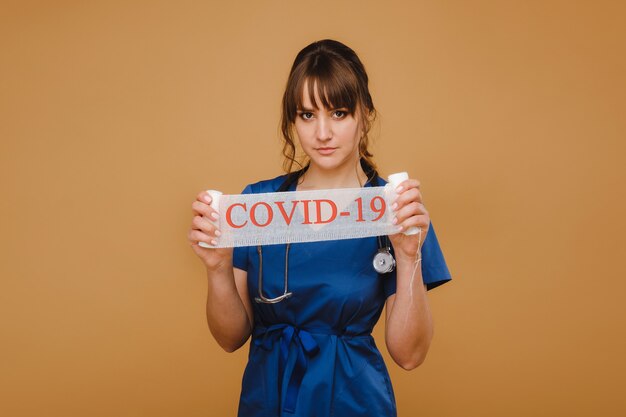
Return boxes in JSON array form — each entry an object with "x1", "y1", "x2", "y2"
[{"x1": 316, "y1": 147, "x2": 337, "y2": 155}]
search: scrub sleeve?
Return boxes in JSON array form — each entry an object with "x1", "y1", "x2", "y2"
[{"x1": 232, "y1": 174, "x2": 451, "y2": 417}]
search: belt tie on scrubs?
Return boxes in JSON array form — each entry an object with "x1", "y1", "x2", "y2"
[
  {"x1": 254, "y1": 324, "x2": 319, "y2": 413},
  {"x1": 253, "y1": 324, "x2": 372, "y2": 414}
]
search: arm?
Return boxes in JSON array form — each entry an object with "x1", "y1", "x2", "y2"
[
  {"x1": 384, "y1": 179, "x2": 434, "y2": 370},
  {"x1": 384, "y1": 259, "x2": 433, "y2": 370},
  {"x1": 189, "y1": 190, "x2": 254, "y2": 353},
  {"x1": 205, "y1": 265, "x2": 254, "y2": 352}
]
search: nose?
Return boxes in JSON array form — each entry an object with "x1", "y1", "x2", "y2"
[{"x1": 316, "y1": 116, "x2": 332, "y2": 141}]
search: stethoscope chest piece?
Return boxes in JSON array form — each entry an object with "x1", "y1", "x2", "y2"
[{"x1": 373, "y1": 247, "x2": 396, "y2": 274}]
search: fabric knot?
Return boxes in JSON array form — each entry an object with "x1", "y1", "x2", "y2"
[{"x1": 253, "y1": 324, "x2": 320, "y2": 413}]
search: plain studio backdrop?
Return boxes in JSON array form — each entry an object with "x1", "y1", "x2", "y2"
[{"x1": 1, "y1": 1, "x2": 624, "y2": 416}]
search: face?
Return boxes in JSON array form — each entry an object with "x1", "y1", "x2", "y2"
[{"x1": 294, "y1": 80, "x2": 362, "y2": 173}]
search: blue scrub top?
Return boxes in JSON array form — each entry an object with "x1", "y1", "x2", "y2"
[{"x1": 232, "y1": 174, "x2": 451, "y2": 417}]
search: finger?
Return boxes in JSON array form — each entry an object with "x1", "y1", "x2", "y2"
[
  {"x1": 193, "y1": 191, "x2": 218, "y2": 213},
  {"x1": 197, "y1": 190, "x2": 214, "y2": 204},
  {"x1": 191, "y1": 201, "x2": 220, "y2": 220},
  {"x1": 192, "y1": 215, "x2": 221, "y2": 236},
  {"x1": 392, "y1": 187, "x2": 422, "y2": 208},
  {"x1": 191, "y1": 200, "x2": 209, "y2": 216},
  {"x1": 398, "y1": 213, "x2": 430, "y2": 230},
  {"x1": 393, "y1": 202, "x2": 427, "y2": 225},
  {"x1": 393, "y1": 197, "x2": 426, "y2": 220},
  {"x1": 394, "y1": 178, "x2": 421, "y2": 193},
  {"x1": 188, "y1": 229, "x2": 217, "y2": 247}
]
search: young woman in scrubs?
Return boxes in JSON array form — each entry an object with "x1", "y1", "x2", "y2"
[{"x1": 188, "y1": 39, "x2": 451, "y2": 416}]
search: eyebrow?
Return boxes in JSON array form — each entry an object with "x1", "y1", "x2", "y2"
[{"x1": 296, "y1": 106, "x2": 348, "y2": 112}]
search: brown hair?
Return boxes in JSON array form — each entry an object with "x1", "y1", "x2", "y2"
[{"x1": 280, "y1": 39, "x2": 378, "y2": 180}]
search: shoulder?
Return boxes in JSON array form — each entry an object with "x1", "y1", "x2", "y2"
[{"x1": 240, "y1": 173, "x2": 289, "y2": 194}]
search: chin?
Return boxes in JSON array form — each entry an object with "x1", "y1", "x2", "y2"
[{"x1": 312, "y1": 158, "x2": 352, "y2": 172}]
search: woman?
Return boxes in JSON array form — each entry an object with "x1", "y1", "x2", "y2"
[{"x1": 188, "y1": 39, "x2": 451, "y2": 416}]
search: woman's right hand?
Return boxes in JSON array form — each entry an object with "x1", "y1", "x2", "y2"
[{"x1": 188, "y1": 190, "x2": 233, "y2": 271}]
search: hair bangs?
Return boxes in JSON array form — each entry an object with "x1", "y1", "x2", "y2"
[{"x1": 294, "y1": 60, "x2": 360, "y2": 116}]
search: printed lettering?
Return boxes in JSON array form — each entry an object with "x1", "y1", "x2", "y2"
[
  {"x1": 275, "y1": 200, "x2": 299, "y2": 226},
  {"x1": 226, "y1": 203, "x2": 248, "y2": 228},
  {"x1": 370, "y1": 196, "x2": 386, "y2": 221},
  {"x1": 314, "y1": 199, "x2": 337, "y2": 224},
  {"x1": 250, "y1": 202, "x2": 273, "y2": 227},
  {"x1": 300, "y1": 200, "x2": 313, "y2": 225},
  {"x1": 354, "y1": 197, "x2": 365, "y2": 222}
]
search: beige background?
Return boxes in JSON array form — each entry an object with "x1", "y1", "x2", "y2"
[{"x1": 1, "y1": 1, "x2": 625, "y2": 416}]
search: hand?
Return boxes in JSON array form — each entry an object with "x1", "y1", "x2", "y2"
[
  {"x1": 188, "y1": 190, "x2": 233, "y2": 270},
  {"x1": 387, "y1": 178, "x2": 430, "y2": 260}
]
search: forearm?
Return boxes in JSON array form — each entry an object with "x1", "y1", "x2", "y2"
[
  {"x1": 385, "y1": 253, "x2": 434, "y2": 370},
  {"x1": 205, "y1": 266, "x2": 252, "y2": 352}
]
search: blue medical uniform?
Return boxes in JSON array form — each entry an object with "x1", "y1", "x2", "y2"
[{"x1": 232, "y1": 174, "x2": 452, "y2": 417}]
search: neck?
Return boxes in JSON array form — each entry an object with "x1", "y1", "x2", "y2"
[{"x1": 297, "y1": 159, "x2": 369, "y2": 190}]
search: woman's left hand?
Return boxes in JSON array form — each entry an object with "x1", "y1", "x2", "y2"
[{"x1": 387, "y1": 178, "x2": 430, "y2": 260}]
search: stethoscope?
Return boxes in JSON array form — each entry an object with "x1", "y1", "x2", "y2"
[{"x1": 254, "y1": 170, "x2": 396, "y2": 304}]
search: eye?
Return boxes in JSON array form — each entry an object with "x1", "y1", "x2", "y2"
[
  {"x1": 298, "y1": 112, "x2": 314, "y2": 120},
  {"x1": 333, "y1": 110, "x2": 347, "y2": 119}
]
